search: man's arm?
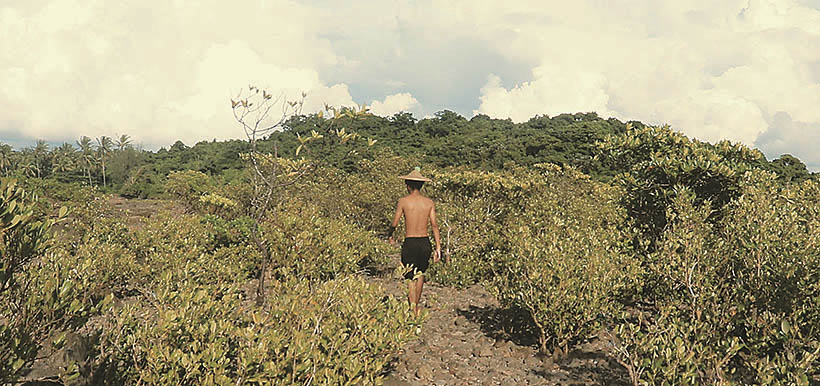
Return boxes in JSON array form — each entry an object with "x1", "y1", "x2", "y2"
[
  {"x1": 388, "y1": 200, "x2": 403, "y2": 244},
  {"x1": 430, "y1": 203, "x2": 441, "y2": 263}
]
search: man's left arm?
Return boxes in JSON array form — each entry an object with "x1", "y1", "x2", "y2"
[{"x1": 388, "y1": 201, "x2": 403, "y2": 244}]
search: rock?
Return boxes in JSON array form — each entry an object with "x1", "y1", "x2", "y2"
[
  {"x1": 432, "y1": 370, "x2": 453, "y2": 385},
  {"x1": 454, "y1": 316, "x2": 468, "y2": 327},
  {"x1": 455, "y1": 345, "x2": 472, "y2": 357},
  {"x1": 416, "y1": 363, "x2": 435, "y2": 379},
  {"x1": 481, "y1": 378, "x2": 498, "y2": 386},
  {"x1": 511, "y1": 345, "x2": 532, "y2": 358},
  {"x1": 472, "y1": 345, "x2": 494, "y2": 358},
  {"x1": 382, "y1": 375, "x2": 412, "y2": 386},
  {"x1": 524, "y1": 355, "x2": 542, "y2": 367}
]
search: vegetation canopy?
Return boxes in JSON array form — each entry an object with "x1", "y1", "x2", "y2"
[{"x1": 0, "y1": 94, "x2": 817, "y2": 384}]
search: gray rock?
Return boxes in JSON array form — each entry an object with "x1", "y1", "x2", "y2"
[
  {"x1": 454, "y1": 316, "x2": 469, "y2": 327},
  {"x1": 416, "y1": 363, "x2": 435, "y2": 379},
  {"x1": 383, "y1": 375, "x2": 413, "y2": 386}
]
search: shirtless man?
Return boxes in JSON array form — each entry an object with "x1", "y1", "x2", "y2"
[{"x1": 387, "y1": 168, "x2": 441, "y2": 316}]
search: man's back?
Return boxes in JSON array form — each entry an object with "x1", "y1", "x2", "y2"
[
  {"x1": 390, "y1": 168, "x2": 441, "y2": 317},
  {"x1": 399, "y1": 194, "x2": 434, "y2": 237}
]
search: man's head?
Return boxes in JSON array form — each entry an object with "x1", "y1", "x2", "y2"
[
  {"x1": 399, "y1": 167, "x2": 431, "y2": 192},
  {"x1": 405, "y1": 179, "x2": 424, "y2": 192}
]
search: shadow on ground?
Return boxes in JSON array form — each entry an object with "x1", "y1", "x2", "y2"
[{"x1": 456, "y1": 304, "x2": 540, "y2": 348}]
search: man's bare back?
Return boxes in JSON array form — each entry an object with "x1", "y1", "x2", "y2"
[
  {"x1": 390, "y1": 192, "x2": 441, "y2": 260},
  {"x1": 397, "y1": 195, "x2": 435, "y2": 237},
  {"x1": 388, "y1": 176, "x2": 441, "y2": 316}
]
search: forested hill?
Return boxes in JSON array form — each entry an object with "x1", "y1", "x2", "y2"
[
  {"x1": 273, "y1": 111, "x2": 634, "y2": 179},
  {"x1": 0, "y1": 111, "x2": 815, "y2": 198}
]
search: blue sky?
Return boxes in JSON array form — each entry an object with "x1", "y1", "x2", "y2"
[{"x1": 2, "y1": 0, "x2": 820, "y2": 170}]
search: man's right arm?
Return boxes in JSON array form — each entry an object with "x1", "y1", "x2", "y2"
[{"x1": 429, "y1": 203, "x2": 441, "y2": 263}]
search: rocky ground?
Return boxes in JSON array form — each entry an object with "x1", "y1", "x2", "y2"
[{"x1": 367, "y1": 264, "x2": 630, "y2": 385}]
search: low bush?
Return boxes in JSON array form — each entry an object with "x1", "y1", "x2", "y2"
[
  {"x1": 424, "y1": 166, "x2": 535, "y2": 287},
  {"x1": 488, "y1": 167, "x2": 638, "y2": 354},
  {"x1": 263, "y1": 202, "x2": 390, "y2": 280},
  {"x1": 96, "y1": 276, "x2": 418, "y2": 385},
  {"x1": 613, "y1": 172, "x2": 820, "y2": 384},
  {"x1": 165, "y1": 170, "x2": 212, "y2": 210},
  {"x1": 1, "y1": 179, "x2": 111, "y2": 383}
]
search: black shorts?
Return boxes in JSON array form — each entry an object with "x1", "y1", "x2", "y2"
[{"x1": 401, "y1": 237, "x2": 432, "y2": 280}]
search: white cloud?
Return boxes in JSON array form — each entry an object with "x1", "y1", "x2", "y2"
[
  {"x1": 756, "y1": 112, "x2": 820, "y2": 170},
  {"x1": 470, "y1": 0, "x2": 820, "y2": 147},
  {"x1": 369, "y1": 93, "x2": 419, "y2": 116},
  {"x1": 2, "y1": 0, "x2": 820, "y2": 168},
  {"x1": 0, "y1": 0, "x2": 356, "y2": 148}
]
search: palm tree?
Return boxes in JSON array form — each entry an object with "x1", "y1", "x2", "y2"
[
  {"x1": 18, "y1": 152, "x2": 37, "y2": 178},
  {"x1": 0, "y1": 144, "x2": 13, "y2": 176},
  {"x1": 77, "y1": 136, "x2": 95, "y2": 185},
  {"x1": 32, "y1": 140, "x2": 50, "y2": 178},
  {"x1": 52, "y1": 143, "x2": 77, "y2": 176},
  {"x1": 115, "y1": 134, "x2": 132, "y2": 152},
  {"x1": 96, "y1": 136, "x2": 113, "y2": 187}
]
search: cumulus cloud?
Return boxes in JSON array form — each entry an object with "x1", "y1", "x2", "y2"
[
  {"x1": 0, "y1": 0, "x2": 356, "y2": 148},
  {"x1": 756, "y1": 112, "x2": 820, "y2": 170},
  {"x1": 368, "y1": 93, "x2": 420, "y2": 116},
  {"x1": 2, "y1": 0, "x2": 820, "y2": 167},
  {"x1": 470, "y1": 0, "x2": 820, "y2": 149}
]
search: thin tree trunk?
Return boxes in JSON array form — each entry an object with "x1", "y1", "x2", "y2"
[{"x1": 254, "y1": 234, "x2": 270, "y2": 306}]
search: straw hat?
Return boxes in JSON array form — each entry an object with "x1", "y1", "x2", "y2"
[{"x1": 399, "y1": 167, "x2": 431, "y2": 182}]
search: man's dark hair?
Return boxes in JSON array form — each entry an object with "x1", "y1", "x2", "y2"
[{"x1": 405, "y1": 180, "x2": 424, "y2": 191}]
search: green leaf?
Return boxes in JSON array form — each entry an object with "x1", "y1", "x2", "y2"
[{"x1": 781, "y1": 319, "x2": 791, "y2": 335}]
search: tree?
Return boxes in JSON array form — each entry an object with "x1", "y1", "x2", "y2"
[
  {"x1": 51, "y1": 143, "x2": 77, "y2": 178},
  {"x1": 115, "y1": 134, "x2": 132, "y2": 152},
  {"x1": 769, "y1": 154, "x2": 810, "y2": 183},
  {"x1": 96, "y1": 136, "x2": 113, "y2": 187},
  {"x1": 231, "y1": 86, "x2": 373, "y2": 305},
  {"x1": 32, "y1": 140, "x2": 50, "y2": 178},
  {"x1": 76, "y1": 136, "x2": 95, "y2": 185},
  {"x1": 0, "y1": 144, "x2": 12, "y2": 177}
]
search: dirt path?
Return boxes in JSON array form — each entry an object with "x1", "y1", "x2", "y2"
[{"x1": 367, "y1": 263, "x2": 629, "y2": 385}]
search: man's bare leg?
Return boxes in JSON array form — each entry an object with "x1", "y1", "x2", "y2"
[
  {"x1": 407, "y1": 279, "x2": 417, "y2": 313},
  {"x1": 413, "y1": 275, "x2": 424, "y2": 316}
]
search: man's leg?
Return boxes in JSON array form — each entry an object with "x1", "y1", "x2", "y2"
[
  {"x1": 413, "y1": 275, "x2": 424, "y2": 316},
  {"x1": 407, "y1": 278, "x2": 417, "y2": 310}
]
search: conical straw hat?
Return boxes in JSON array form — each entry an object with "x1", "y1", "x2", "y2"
[{"x1": 399, "y1": 167, "x2": 431, "y2": 182}]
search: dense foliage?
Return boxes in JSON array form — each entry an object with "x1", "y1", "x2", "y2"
[
  {"x1": 1, "y1": 112, "x2": 813, "y2": 199},
  {"x1": 1, "y1": 108, "x2": 818, "y2": 384}
]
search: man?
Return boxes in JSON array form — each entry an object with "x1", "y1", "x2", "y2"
[{"x1": 388, "y1": 167, "x2": 441, "y2": 316}]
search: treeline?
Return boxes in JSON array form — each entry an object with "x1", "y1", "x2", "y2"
[
  {"x1": 2, "y1": 116, "x2": 819, "y2": 383},
  {"x1": 0, "y1": 111, "x2": 816, "y2": 197}
]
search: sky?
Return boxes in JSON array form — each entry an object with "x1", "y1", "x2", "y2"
[{"x1": 2, "y1": 0, "x2": 820, "y2": 170}]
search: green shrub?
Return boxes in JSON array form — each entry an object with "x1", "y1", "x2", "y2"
[
  {"x1": 598, "y1": 124, "x2": 768, "y2": 251},
  {"x1": 613, "y1": 172, "x2": 820, "y2": 384},
  {"x1": 264, "y1": 202, "x2": 390, "y2": 280},
  {"x1": 424, "y1": 166, "x2": 535, "y2": 287},
  {"x1": 200, "y1": 214, "x2": 254, "y2": 249},
  {"x1": 0, "y1": 179, "x2": 111, "y2": 383},
  {"x1": 488, "y1": 167, "x2": 638, "y2": 354},
  {"x1": 165, "y1": 170, "x2": 212, "y2": 209},
  {"x1": 97, "y1": 276, "x2": 418, "y2": 385}
]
